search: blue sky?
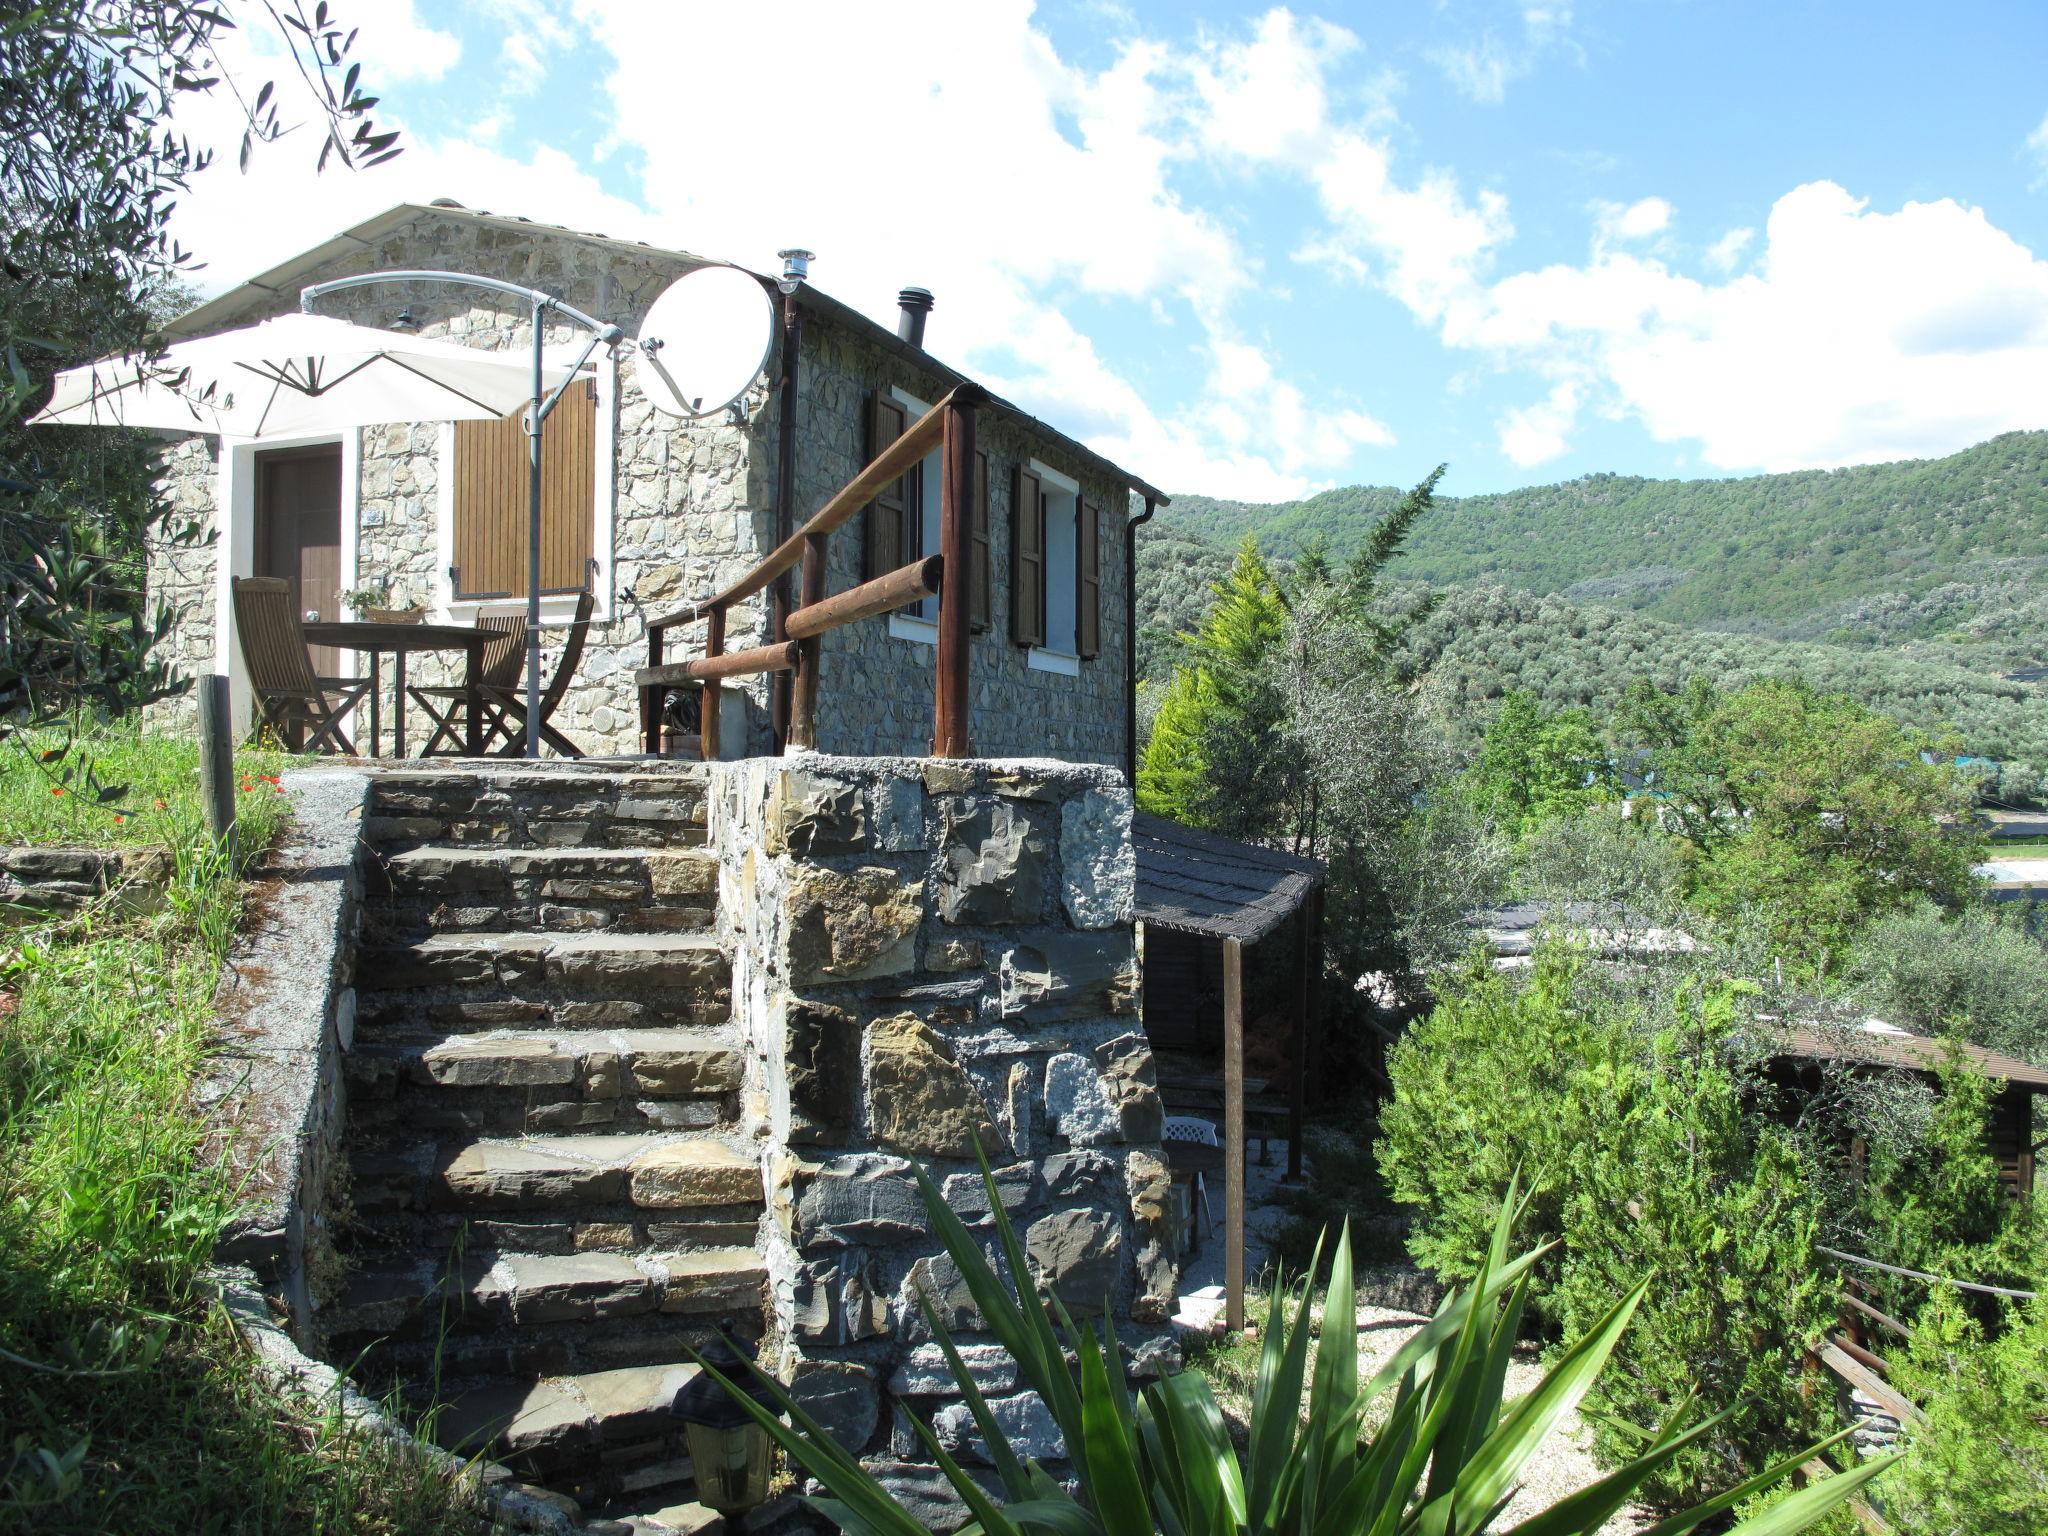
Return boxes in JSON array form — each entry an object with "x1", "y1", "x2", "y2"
[{"x1": 174, "y1": 1, "x2": 2048, "y2": 500}]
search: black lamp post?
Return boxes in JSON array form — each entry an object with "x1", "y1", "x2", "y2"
[{"x1": 671, "y1": 1331, "x2": 780, "y2": 1514}]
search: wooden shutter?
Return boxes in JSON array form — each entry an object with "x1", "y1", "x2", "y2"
[
  {"x1": 1077, "y1": 497, "x2": 1101, "y2": 660},
  {"x1": 1010, "y1": 465, "x2": 1045, "y2": 647},
  {"x1": 864, "y1": 393, "x2": 909, "y2": 580},
  {"x1": 970, "y1": 450, "x2": 990, "y2": 631},
  {"x1": 452, "y1": 380, "x2": 596, "y2": 598}
]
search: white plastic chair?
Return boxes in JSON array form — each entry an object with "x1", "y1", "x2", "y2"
[{"x1": 1161, "y1": 1115, "x2": 1220, "y2": 1243}]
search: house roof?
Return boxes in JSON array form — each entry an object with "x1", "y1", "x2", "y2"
[
  {"x1": 1132, "y1": 812, "x2": 1324, "y2": 944},
  {"x1": 1776, "y1": 1018, "x2": 2048, "y2": 1093},
  {"x1": 167, "y1": 200, "x2": 1170, "y2": 506}
]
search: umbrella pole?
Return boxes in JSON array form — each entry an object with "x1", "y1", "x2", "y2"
[{"x1": 525, "y1": 299, "x2": 544, "y2": 760}]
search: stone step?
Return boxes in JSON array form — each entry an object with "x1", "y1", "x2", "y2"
[
  {"x1": 349, "y1": 1133, "x2": 765, "y2": 1219},
  {"x1": 365, "y1": 845, "x2": 719, "y2": 938},
  {"x1": 365, "y1": 769, "x2": 708, "y2": 851},
  {"x1": 326, "y1": 1247, "x2": 767, "y2": 1360},
  {"x1": 346, "y1": 1027, "x2": 742, "y2": 1139},
  {"x1": 352, "y1": 932, "x2": 731, "y2": 1024},
  {"x1": 343, "y1": 1201, "x2": 762, "y2": 1260},
  {"x1": 433, "y1": 1361, "x2": 703, "y2": 1493}
]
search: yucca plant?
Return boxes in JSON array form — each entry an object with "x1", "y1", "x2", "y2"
[{"x1": 698, "y1": 1162, "x2": 1894, "y2": 1536}]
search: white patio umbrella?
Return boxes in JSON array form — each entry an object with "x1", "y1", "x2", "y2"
[{"x1": 30, "y1": 313, "x2": 586, "y2": 435}]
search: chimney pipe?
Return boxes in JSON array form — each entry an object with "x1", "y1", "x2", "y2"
[{"x1": 897, "y1": 287, "x2": 934, "y2": 348}]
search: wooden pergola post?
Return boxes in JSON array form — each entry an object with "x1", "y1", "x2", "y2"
[
  {"x1": 699, "y1": 607, "x2": 724, "y2": 761},
  {"x1": 1224, "y1": 935, "x2": 1246, "y2": 1332},
  {"x1": 932, "y1": 392, "x2": 976, "y2": 757},
  {"x1": 1286, "y1": 901, "x2": 1310, "y2": 1185}
]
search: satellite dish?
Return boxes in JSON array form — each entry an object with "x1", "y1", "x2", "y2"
[{"x1": 631, "y1": 265, "x2": 776, "y2": 418}]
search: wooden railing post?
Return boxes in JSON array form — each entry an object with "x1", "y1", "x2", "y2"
[
  {"x1": 788, "y1": 531, "x2": 827, "y2": 750},
  {"x1": 701, "y1": 607, "x2": 725, "y2": 761},
  {"x1": 642, "y1": 626, "x2": 665, "y2": 754},
  {"x1": 933, "y1": 393, "x2": 976, "y2": 757}
]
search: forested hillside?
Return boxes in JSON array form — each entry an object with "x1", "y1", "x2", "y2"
[
  {"x1": 1393, "y1": 584, "x2": 2048, "y2": 765},
  {"x1": 1164, "y1": 431, "x2": 2048, "y2": 659},
  {"x1": 1136, "y1": 432, "x2": 2048, "y2": 780}
]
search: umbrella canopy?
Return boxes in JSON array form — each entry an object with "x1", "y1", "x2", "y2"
[{"x1": 30, "y1": 313, "x2": 587, "y2": 437}]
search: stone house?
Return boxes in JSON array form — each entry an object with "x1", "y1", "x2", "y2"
[{"x1": 147, "y1": 200, "x2": 1165, "y2": 765}]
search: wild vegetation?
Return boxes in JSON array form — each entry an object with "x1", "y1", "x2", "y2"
[
  {"x1": 0, "y1": 739, "x2": 479, "y2": 1536},
  {"x1": 736, "y1": 1157, "x2": 1886, "y2": 1536},
  {"x1": 1140, "y1": 438, "x2": 2048, "y2": 1531}
]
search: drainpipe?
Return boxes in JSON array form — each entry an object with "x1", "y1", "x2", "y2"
[
  {"x1": 1124, "y1": 495, "x2": 1157, "y2": 785},
  {"x1": 769, "y1": 288, "x2": 803, "y2": 752}
]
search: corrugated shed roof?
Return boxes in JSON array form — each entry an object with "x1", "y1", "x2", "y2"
[
  {"x1": 1133, "y1": 813, "x2": 1324, "y2": 943},
  {"x1": 1779, "y1": 1019, "x2": 2048, "y2": 1092}
]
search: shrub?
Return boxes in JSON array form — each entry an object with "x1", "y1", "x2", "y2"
[
  {"x1": 720, "y1": 1158, "x2": 1890, "y2": 1536},
  {"x1": 1843, "y1": 900, "x2": 2048, "y2": 1066},
  {"x1": 1379, "y1": 945, "x2": 1833, "y2": 1507},
  {"x1": 1888, "y1": 1290, "x2": 2048, "y2": 1535}
]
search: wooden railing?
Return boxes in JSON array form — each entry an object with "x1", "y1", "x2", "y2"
[
  {"x1": 636, "y1": 383, "x2": 984, "y2": 759},
  {"x1": 1794, "y1": 1244, "x2": 2046, "y2": 1534}
]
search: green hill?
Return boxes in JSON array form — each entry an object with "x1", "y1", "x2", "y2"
[{"x1": 1164, "y1": 431, "x2": 2048, "y2": 659}]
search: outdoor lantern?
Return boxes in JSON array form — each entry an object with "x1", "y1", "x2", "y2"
[{"x1": 670, "y1": 1332, "x2": 780, "y2": 1513}]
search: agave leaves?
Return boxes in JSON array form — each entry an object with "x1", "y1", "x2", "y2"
[{"x1": 695, "y1": 1156, "x2": 1893, "y2": 1536}]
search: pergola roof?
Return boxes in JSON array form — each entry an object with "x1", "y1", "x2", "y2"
[
  {"x1": 1779, "y1": 1019, "x2": 2048, "y2": 1093},
  {"x1": 1132, "y1": 813, "x2": 1324, "y2": 944}
]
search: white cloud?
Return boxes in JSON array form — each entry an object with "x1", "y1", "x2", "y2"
[
  {"x1": 1498, "y1": 381, "x2": 1579, "y2": 466},
  {"x1": 1596, "y1": 196, "x2": 1672, "y2": 243},
  {"x1": 1428, "y1": 4, "x2": 1574, "y2": 104},
  {"x1": 1704, "y1": 226, "x2": 1754, "y2": 271},
  {"x1": 2029, "y1": 109, "x2": 2048, "y2": 187},
  {"x1": 338, "y1": 0, "x2": 461, "y2": 81},
  {"x1": 1470, "y1": 182, "x2": 2048, "y2": 470}
]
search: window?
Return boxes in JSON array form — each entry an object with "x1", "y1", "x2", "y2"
[
  {"x1": 450, "y1": 380, "x2": 597, "y2": 599},
  {"x1": 1011, "y1": 457, "x2": 1100, "y2": 666},
  {"x1": 864, "y1": 388, "x2": 990, "y2": 634}
]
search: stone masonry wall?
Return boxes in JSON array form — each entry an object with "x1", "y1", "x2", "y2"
[
  {"x1": 145, "y1": 435, "x2": 223, "y2": 736},
  {"x1": 143, "y1": 211, "x2": 774, "y2": 752},
  {"x1": 709, "y1": 756, "x2": 1175, "y2": 1515},
  {"x1": 141, "y1": 207, "x2": 1135, "y2": 767},
  {"x1": 792, "y1": 323, "x2": 1131, "y2": 767}
]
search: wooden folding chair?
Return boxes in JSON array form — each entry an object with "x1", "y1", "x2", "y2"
[
  {"x1": 231, "y1": 577, "x2": 369, "y2": 755},
  {"x1": 406, "y1": 614, "x2": 526, "y2": 757},
  {"x1": 484, "y1": 588, "x2": 595, "y2": 758}
]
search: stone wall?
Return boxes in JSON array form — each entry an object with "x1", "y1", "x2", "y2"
[
  {"x1": 793, "y1": 323, "x2": 1132, "y2": 767},
  {"x1": 709, "y1": 756, "x2": 1175, "y2": 1508},
  {"x1": 141, "y1": 207, "x2": 1134, "y2": 767},
  {"x1": 0, "y1": 846, "x2": 167, "y2": 915},
  {"x1": 144, "y1": 211, "x2": 775, "y2": 754},
  {"x1": 144, "y1": 436, "x2": 223, "y2": 736}
]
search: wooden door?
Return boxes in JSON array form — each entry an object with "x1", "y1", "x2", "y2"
[{"x1": 255, "y1": 444, "x2": 343, "y2": 675}]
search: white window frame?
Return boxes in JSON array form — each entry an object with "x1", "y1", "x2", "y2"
[
  {"x1": 433, "y1": 354, "x2": 617, "y2": 626},
  {"x1": 1026, "y1": 456, "x2": 1081, "y2": 675},
  {"x1": 885, "y1": 384, "x2": 944, "y2": 643}
]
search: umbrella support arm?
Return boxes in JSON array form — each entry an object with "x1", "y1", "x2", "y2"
[{"x1": 301, "y1": 269, "x2": 624, "y2": 762}]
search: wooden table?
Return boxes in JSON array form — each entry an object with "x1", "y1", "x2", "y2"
[{"x1": 302, "y1": 620, "x2": 495, "y2": 758}]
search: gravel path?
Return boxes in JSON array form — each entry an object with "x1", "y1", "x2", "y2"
[{"x1": 1356, "y1": 1305, "x2": 1650, "y2": 1535}]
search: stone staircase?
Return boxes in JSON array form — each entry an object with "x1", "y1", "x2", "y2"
[{"x1": 329, "y1": 766, "x2": 766, "y2": 1531}]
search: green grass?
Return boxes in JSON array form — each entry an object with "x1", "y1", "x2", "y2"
[
  {"x1": 0, "y1": 727, "x2": 297, "y2": 851},
  {"x1": 0, "y1": 726, "x2": 476, "y2": 1534}
]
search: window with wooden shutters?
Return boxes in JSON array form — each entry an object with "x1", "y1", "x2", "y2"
[
  {"x1": 1011, "y1": 464, "x2": 1045, "y2": 647},
  {"x1": 971, "y1": 449, "x2": 991, "y2": 631},
  {"x1": 864, "y1": 392, "x2": 911, "y2": 580},
  {"x1": 1076, "y1": 497, "x2": 1101, "y2": 659},
  {"x1": 452, "y1": 380, "x2": 596, "y2": 598}
]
